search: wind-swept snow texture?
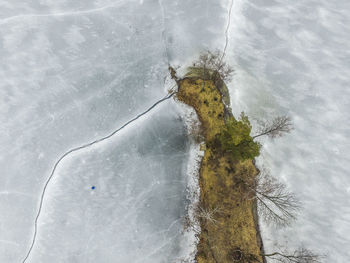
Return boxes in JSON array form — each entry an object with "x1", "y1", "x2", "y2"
[
  {"x1": 0, "y1": 0, "x2": 228, "y2": 262},
  {"x1": 227, "y1": 0, "x2": 350, "y2": 262}
]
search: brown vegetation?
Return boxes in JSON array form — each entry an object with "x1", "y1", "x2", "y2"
[{"x1": 177, "y1": 77, "x2": 264, "y2": 263}]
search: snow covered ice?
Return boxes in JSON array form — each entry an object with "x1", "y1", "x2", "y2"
[
  {"x1": 227, "y1": 0, "x2": 350, "y2": 261},
  {"x1": 26, "y1": 103, "x2": 192, "y2": 263}
]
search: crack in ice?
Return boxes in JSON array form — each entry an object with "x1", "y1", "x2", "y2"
[
  {"x1": 21, "y1": 91, "x2": 176, "y2": 263},
  {"x1": 220, "y1": 0, "x2": 234, "y2": 64},
  {"x1": 0, "y1": 2, "x2": 122, "y2": 25},
  {"x1": 158, "y1": 0, "x2": 171, "y2": 66}
]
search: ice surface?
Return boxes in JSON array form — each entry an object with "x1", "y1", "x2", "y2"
[
  {"x1": 227, "y1": 0, "x2": 350, "y2": 261},
  {"x1": 26, "y1": 102, "x2": 191, "y2": 263},
  {"x1": 0, "y1": 0, "x2": 228, "y2": 262},
  {"x1": 0, "y1": 0, "x2": 170, "y2": 260}
]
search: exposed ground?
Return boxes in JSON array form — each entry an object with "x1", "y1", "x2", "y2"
[{"x1": 176, "y1": 75, "x2": 264, "y2": 263}]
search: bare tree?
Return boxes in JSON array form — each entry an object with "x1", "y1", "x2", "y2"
[
  {"x1": 242, "y1": 169, "x2": 301, "y2": 226},
  {"x1": 233, "y1": 247, "x2": 323, "y2": 263},
  {"x1": 253, "y1": 116, "x2": 293, "y2": 139},
  {"x1": 262, "y1": 247, "x2": 323, "y2": 263},
  {"x1": 193, "y1": 50, "x2": 234, "y2": 82}
]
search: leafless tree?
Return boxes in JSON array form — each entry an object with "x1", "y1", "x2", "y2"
[
  {"x1": 182, "y1": 203, "x2": 221, "y2": 234},
  {"x1": 193, "y1": 50, "x2": 234, "y2": 82},
  {"x1": 233, "y1": 247, "x2": 323, "y2": 263},
  {"x1": 262, "y1": 247, "x2": 323, "y2": 263},
  {"x1": 253, "y1": 116, "x2": 293, "y2": 139},
  {"x1": 242, "y1": 169, "x2": 301, "y2": 226}
]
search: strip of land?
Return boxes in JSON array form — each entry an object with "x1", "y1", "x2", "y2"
[{"x1": 176, "y1": 72, "x2": 264, "y2": 263}]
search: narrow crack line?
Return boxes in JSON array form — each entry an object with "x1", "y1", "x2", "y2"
[
  {"x1": 21, "y1": 91, "x2": 176, "y2": 263},
  {"x1": 220, "y1": 0, "x2": 234, "y2": 64},
  {"x1": 0, "y1": 1, "x2": 122, "y2": 25},
  {"x1": 158, "y1": 0, "x2": 171, "y2": 66}
]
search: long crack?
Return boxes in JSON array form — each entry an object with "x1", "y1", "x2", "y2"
[
  {"x1": 158, "y1": 0, "x2": 171, "y2": 67},
  {"x1": 0, "y1": 2, "x2": 122, "y2": 25},
  {"x1": 21, "y1": 91, "x2": 176, "y2": 263},
  {"x1": 220, "y1": 0, "x2": 235, "y2": 64}
]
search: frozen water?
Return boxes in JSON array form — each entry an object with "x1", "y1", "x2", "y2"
[
  {"x1": 227, "y1": 0, "x2": 350, "y2": 261},
  {"x1": 0, "y1": 0, "x2": 171, "y2": 260},
  {"x1": 0, "y1": 0, "x2": 228, "y2": 262},
  {"x1": 158, "y1": 0, "x2": 228, "y2": 65},
  {"x1": 26, "y1": 102, "x2": 191, "y2": 263}
]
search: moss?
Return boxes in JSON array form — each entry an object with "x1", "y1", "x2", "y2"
[{"x1": 177, "y1": 76, "x2": 263, "y2": 263}]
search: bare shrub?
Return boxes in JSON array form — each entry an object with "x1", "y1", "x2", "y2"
[
  {"x1": 262, "y1": 247, "x2": 324, "y2": 263},
  {"x1": 167, "y1": 84, "x2": 178, "y2": 95},
  {"x1": 196, "y1": 205, "x2": 222, "y2": 226},
  {"x1": 193, "y1": 50, "x2": 234, "y2": 82},
  {"x1": 187, "y1": 118, "x2": 205, "y2": 144},
  {"x1": 233, "y1": 247, "x2": 323, "y2": 263}
]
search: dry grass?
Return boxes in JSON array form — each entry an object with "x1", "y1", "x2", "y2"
[{"x1": 177, "y1": 77, "x2": 263, "y2": 263}]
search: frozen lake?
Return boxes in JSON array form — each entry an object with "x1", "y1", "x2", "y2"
[
  {"x1": 227, "y1": 0, "x2": 350, "y2": 262},
  {"x1": 1, "y1": 0, "x2": 350, "y2": 262}
]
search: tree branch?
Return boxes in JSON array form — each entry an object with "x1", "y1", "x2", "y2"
[{"x1": 253, "y1": 116, "x2": 293, "y2": 139}]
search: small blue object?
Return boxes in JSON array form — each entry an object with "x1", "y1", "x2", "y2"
[{"x1": 91, "y1": 186, "x2": 95, "y2": 190}]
